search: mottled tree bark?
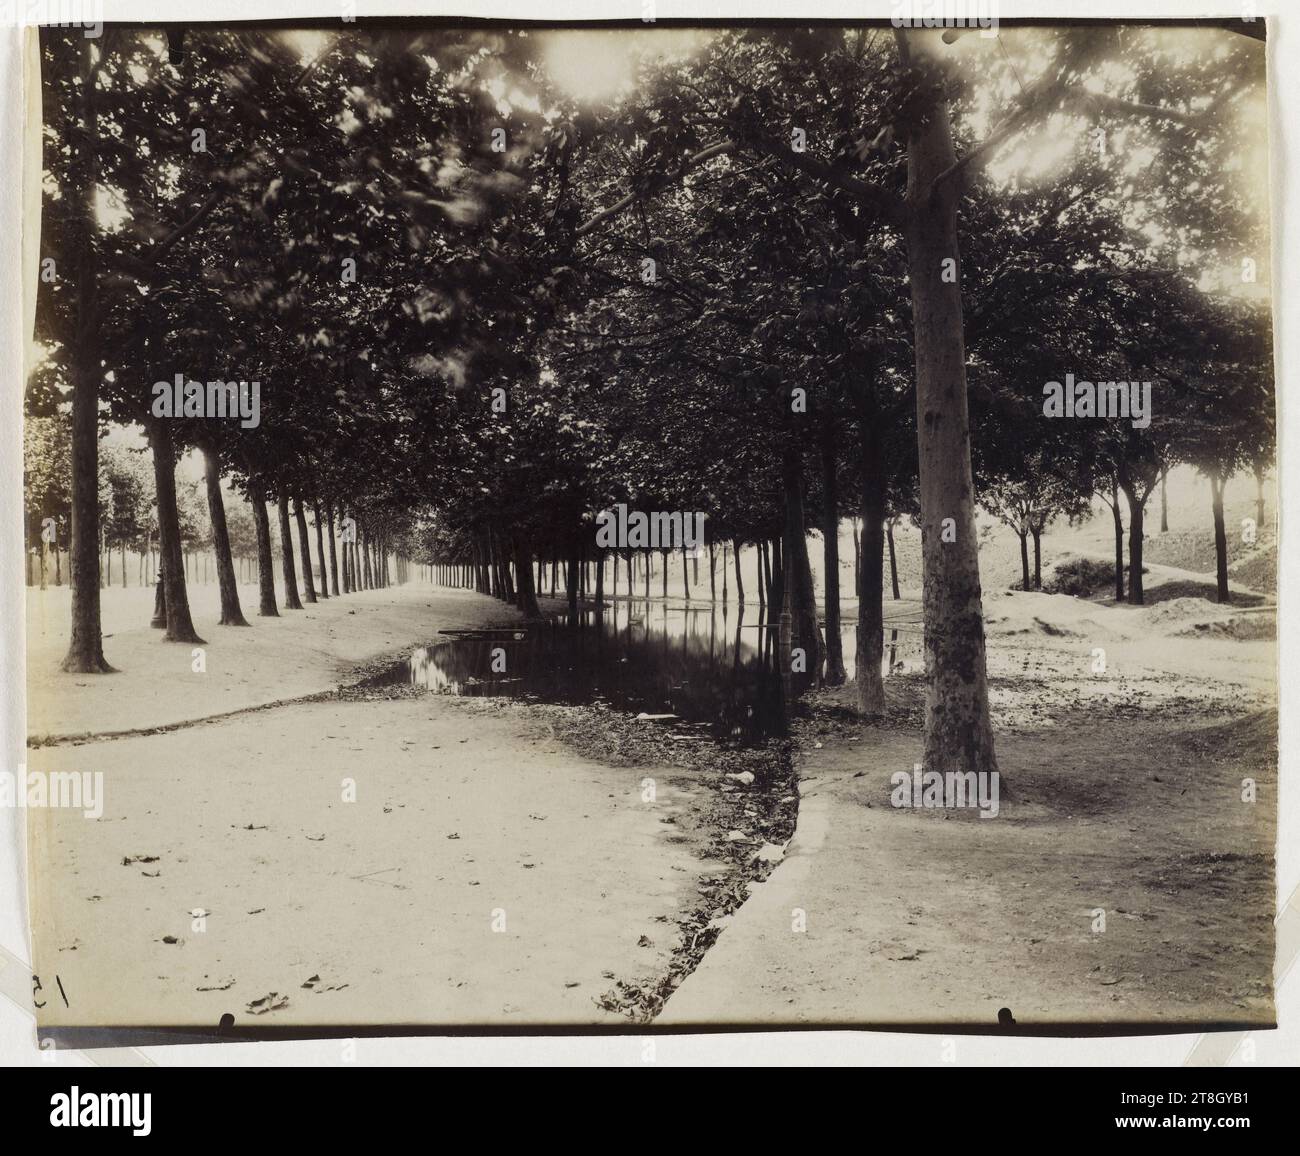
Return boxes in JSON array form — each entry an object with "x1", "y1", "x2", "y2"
[
  {"x1": 515, "y1": 537, "x2": 542, "y2": 617},
  {"x1": 781, "y1": 446, "x2": 824, "y2": 678},
  {"x1": 61, "y1": 38, "x2": 112, "y2": 673},
  {"x1": 151, "y1": 422, "x2": 204, "y2": 644},
  {"x1": 201, "y1": 445, "x2": 249, "y2": 626},
  {"x1": 278, "y1": 493, "x2": 303, "y2": 609},
  {"x1": 1120, "y1": 482, "x2": 1146, "y2": 605},
  {"x1": 856, "y1": 412, "x2": 887, "y2": 716},
  {"x1": 327, "y1": 504, "x2": 340, "y2": 595},
  {"x1": 819, "y1": 417, "x2": 846, "y2": 685},
  {"x1": 313, "y1": 501, "x2": 330, "y2": 599},
  {"x1": 250, "y1": 488, "x2": 278, "y2": 616},
  {"x1": 1211, "y1": 472, "x2": 1230, "y2": 603},
  {"x1": 294, "y1": 498, "x2": 317, "y2": 603},
  {"x1": 1159, "y1": 465, "x2": 1169, "y2": 533},
  {"x1": 898, "y1": 31, "x2": 997, "y2": 775}
]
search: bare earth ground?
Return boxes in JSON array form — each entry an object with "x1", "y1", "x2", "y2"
[
  {"x1": 660, "y1": 583, "x2": 1276, "y2": 1028},
  {"x1": 27, "y1": 583, "x2": 727, "y2": 1029},
  {"x1": 26, "y1": 563, "x2": 1278, "y2": 1031},
  {"x1": 27, "y1": 582, "x2": 536, "y2": 741}
]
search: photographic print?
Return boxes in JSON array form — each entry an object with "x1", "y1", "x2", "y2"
[{"x1": 20, "y1": 12, "x2": 1276, "y2": 1036}]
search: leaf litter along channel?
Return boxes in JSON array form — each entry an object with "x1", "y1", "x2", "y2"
[{"x1": 361, "y1": 601, "x2": 925, "y2": 1020}]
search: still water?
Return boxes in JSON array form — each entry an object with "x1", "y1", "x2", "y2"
[{"x1": 375, "y1": 601, "x2": 922, "y2": 746}]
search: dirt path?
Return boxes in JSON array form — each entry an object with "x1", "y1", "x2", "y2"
[
  {"x1": 661, "y1": 592, "x2": 1276, "y2": 1029},
  {"x1": 27, "y1": 582, "x2": 741, "y2": 1031},
  {"x1": 27, "y1": 582, "x2": 542, "y2": 741},
  {"x1": 29, "y1": 690, "x2": 730, "y2": 1030}
]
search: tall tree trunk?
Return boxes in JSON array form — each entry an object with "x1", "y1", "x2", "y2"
[
  {"x1": 61, "y1": 38, "x2": 112, "y2": 672},
  {"x1": 251, "y1": 489, "x2": 278, "y2": 616},
  {"x1": 732, "y1": 540, "x2": 744, "y2": 605},
  {"x1": 708, "y1": 540, "x2": 717, "y2": 602},
  {"x1": 1018, "y1": 530, "x2": 1030, "y2": 592},
  {"x1": 567, "y1": 538, "x2": 580, "y2": 615},
  {"x1": 515, "y1": 537, "x2": 542, "y2": 617},
  {"x1": 151, "y1": 421, "x2": 204, "y2": 643},
  {"x1": 201, "y1": 444, "x2": 249, "y2": 626},
  {"x1": 596, "y1": 549, "x2": 606, "y2": 605},
  {"x1": 294, "y1": 498, "x2": 317, "y2": 603},
  {"x1": 856, "y1": 415, "x2": 887, "y2": 715},
  {"x1": 781, "y1": 446, "x2": 823, "y2": 677},
  {"x1": 898, "y1": 34, "x2": 997, "y2": 776},
  {"x1": 327, "y1": 504, "x2": 340, "y2": 595},
  {"x1": 770, "y1": 536, "x2": 783, "y2": 612},
  {"x1": 362, "y1": 528, "x2": 373, "y2": 590},
  {"x1": 1110, "y1": 485, "x2": 1125, "y2": 602},
  {"x1": 1159, "y1": 465, "x2": 1169, "y2": 533},
  {"x1": 497, "y1": 534, "x2": 513, "y2": 601},
  {"x1": 681, "y1": 545, "x2": 690, "y2": 601},
  {"x1": 151, "y1": 564, "x2": 166, "y2": 628},
  {"x1": 1254, "y1": 465, "x2": 1265, "y2": 530},
  {"x1": 886, "y1": 518, "x2": 900, "y2": 599},
  {"x1": 278, "y1": 492, "x2": 303, "y2": 609},
  {"x1": 852, "y1": 518, "x2": 861, "y2": 590},
  {"x1": 819, "y1": 418, "x2": 846, "y2": 685},
  {"x1": 1031, "y1": 527, "x2": 1042, "y2": 590},
  {"x1": 485, "y1": 529, "x2": 498, "y2": 597},
  {"x1": 313, "y1": 501, "x2": 330, "y2": 599},
  {"x1": 1121, "y1": 482, "x2": 1146, "y2": 605},
  {"x1": 1211, "y1": 472, "x2": 1230, "y2": 603}
]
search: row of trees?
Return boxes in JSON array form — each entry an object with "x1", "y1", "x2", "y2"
[{"x1": 34, "y1": 22, "x2": 1272, "y2": 781}]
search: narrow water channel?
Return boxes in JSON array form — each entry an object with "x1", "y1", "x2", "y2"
[{"x1": 373, "y1": 600, "x2": 923, "y2": 745}]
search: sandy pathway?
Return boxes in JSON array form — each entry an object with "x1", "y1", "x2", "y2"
[
  {"x1": 661, "y1": 593, "x2": 1276, "y2": 1029},
  {"x1": 661, "y1": 717, "x2": 1274, "y2": 1029},
  {"x1": 28, "y1": 582, "x2": 727, "y2": 1031},
  {"x1": 29, "y1": 693, "x2": 721, "y2": 1029},
  {"x1": 27, "y1": 582, "x2": 543, "y2": 741}
]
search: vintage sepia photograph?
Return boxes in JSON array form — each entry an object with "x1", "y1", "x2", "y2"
[{"x1": 19, "y1": 13, "x2": 1276, "y2": 1038}]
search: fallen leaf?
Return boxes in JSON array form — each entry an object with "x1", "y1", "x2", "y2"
[{"x1": 246, "y1": 992, "x2": 289, "y2": 1015}]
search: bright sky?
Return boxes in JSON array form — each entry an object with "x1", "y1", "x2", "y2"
[{"x1": 537, "y1": 28, "x2": 708, "y2": 104}]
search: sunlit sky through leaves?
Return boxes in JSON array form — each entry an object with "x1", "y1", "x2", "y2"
[{"x1": 537, "y1": 28, "x2": 709, "y2": 105}]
